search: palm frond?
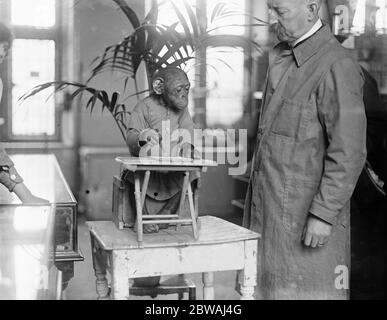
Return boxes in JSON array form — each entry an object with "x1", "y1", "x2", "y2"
[
  {"x1": 22, "y1": 0, "x2": 267, "y2": 146},
  {"x1": 20, "y1": 81, "x2": 130, "y2": 141},
  {"x1": 169, "y1": 0, "x2": 195, "y2": 48},
  {"x1": 112, "y1": 0, "x2": 141, "y2": 29},
  {"x1": 144, "y1": 0, "x2": 158, "y2": 25},
  {"x1": 167, "y1": 56, "x2": 195, "y2": 68},
  {"x1": 210, "y1": 2, "x2": 227, "y2": 23},
  {"x1": 182, "y1": 0, "x2": 199, "y2": 40}
]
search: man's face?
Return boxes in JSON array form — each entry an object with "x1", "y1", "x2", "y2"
[
  {"x1": 164, "y1": 74, "x2": 190, "y2": 111},
  {"x1": 0, "y1": 42, "x2": 10, "y2": 65},
  {"x1": 268, "y1": 0, "x2": 312, "y2": 43}
]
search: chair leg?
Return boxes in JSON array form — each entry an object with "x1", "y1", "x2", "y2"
[
  {"x1": 134, "y1": 173, "x2": 143, "y2": 244},
  {"x1": 176, "y1": 172, "x2": 190, "y2": 231}
]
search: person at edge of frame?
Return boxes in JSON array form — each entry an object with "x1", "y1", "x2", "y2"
[{"x1": 0, "y1": 22, "x2": 48, "y2": 204}]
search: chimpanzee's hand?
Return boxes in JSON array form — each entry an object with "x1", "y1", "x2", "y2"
[
  {"x1": 139, "y1": 129, "x2": 160, "y2": 147},
  {"x1": 302, "y1": 214, "x2": 332, "y2": 248},
  {"x1": 180, "y1": 143, "x2": 201, "y2": 159}
]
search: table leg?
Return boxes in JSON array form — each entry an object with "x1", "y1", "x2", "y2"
[
  {"x1": 110, "y1": 252, "x2": 130, "y2": 300},
  {"x1": 187, "y1": 181, "x2": 198, "y2": 239},
  {"x1": 90, "y1": 236, "x2": 109, "y2": 300},
  {"x1": 202, "y1": 272, "x2": 215, "y2": 300},
  {"x1": 134, "y1": 173, "x2": 143, "y2": 245},
  {"x1": 141, "y1": 170, "x2": 150, "y2": 207},
  {"x1": 238, "y1": 239, "x2": 258, "y2": 300}
]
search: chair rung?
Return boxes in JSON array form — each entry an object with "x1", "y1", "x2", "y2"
[
  {"x1": 142, "y1": 219, "x2": 193, "y2": 225},
  {"x1": 143, "y1": 215, "x2": 179, "y2": 219}
]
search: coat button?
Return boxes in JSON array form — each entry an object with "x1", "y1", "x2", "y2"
[{"x1": 257, "y1": 128, "x2": 264, "y2": 139}]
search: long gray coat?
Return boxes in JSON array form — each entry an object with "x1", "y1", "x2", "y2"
[{"x1": 243, "y1": 24, "x2": 367, "y2": 299}]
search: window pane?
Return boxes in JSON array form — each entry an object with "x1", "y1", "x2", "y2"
[
  {"x1": 157, "y1": 0, "x2": 196, "y2": 33},
  {"x1": 376, "y1": 0, "x2": 387, "y2": 34},
  {"x1": 11, "y1": 0, "x2": 56, "y2": 28},
  {"x1": 187, "y1": 68, "x2": 197, "y2": 117},
  {"x1": 12, "y1": 39, "x2": 56, "y2": 137},
  {"x1": 207, "y1": 0, "x2": 246, "y2": 35},
  {"x1": 206, "y1": 47, "x2": 244, "y2": 127},
  {"x1": 351, "y1": 0, "x2": 366, "y2": 34}
]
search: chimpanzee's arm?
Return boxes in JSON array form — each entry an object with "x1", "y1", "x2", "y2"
[{"x1": 126, "y1": 101, "x2": 149, "y2": 156}]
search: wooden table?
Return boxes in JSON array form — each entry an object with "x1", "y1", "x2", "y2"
[{"x1": 87, "y1": 215, "x2": 260, "y2": 300}]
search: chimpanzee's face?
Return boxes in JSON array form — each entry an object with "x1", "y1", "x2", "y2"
[{"x1": 164, "y1": 75, "x2": 190, "y2": 111}]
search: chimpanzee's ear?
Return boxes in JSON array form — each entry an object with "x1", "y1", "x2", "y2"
[{"x1": 152, "y1": 77, "x2": 165, "y2": 95}]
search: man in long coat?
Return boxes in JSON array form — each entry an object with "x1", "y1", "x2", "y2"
[{"x1": 243, "y1": 0, "x2": 367, "y2": 299}]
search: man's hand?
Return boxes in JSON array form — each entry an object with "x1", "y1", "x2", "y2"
[
  {"x1": 13, "y1": 183, "x2": 49, "y2": 204},
  {"x1": 139, "y1": 129, "x2": 160, "y2": 147},
  {"x1": 25, "y1": 194, "x2": 50, "y2": 204},
  {"x1": 302, "y1": 214, "x2": 332, "y2": 248},
  {"x1": 180, "y1": 143, "x2": 201, "y2": 159}
]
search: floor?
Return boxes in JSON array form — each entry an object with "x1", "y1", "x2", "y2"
[{"x1": 64, "y1": 213, "x2": 243, "y2": 300}]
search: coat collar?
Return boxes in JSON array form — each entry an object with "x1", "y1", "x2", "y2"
[{"x1": 273, "y1": 23, "x2": 335, "y2": 68}]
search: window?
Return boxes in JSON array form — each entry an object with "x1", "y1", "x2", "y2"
[
  {"x1": 206, "y1": 46, "x2": 245, "y2": 126},
  {"x1": 11, "y1": 39, "x2": 56, "y2": 136},
  {"x1": 1, "y1": 0, "x2": 61, "y2": 141},
  {"x1": 11, "y1": 0, "x2": 56, "y2": 28},
  {"x1": 350, "y1": 0, "x2": 387, "y2": 35},
  {"x1": 156, "y1": 0, "x2": 248, "y2": 128},
  {"x1": 207, "y1": 0, "x2": 246, "y2": 36},
  {"x1": 376, "y1": 0, "x2": 387, "y2": 34},
  {"x1": 352, "y1": 0, "x2": 366, "y2": 34}
]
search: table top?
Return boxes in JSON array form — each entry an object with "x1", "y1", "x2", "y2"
[
  {"x1": 0, "y1": 205, "x2": 55, "y2": 299},
  {"x1": 87, "y1": 215, "x2": 260, "y2": 250},
  {"x1": 0, "y1": 154, "x2": 76, "y2": 205},
  {"x1": 116, "y1": 156, "x2": 217, "y2": 169}
]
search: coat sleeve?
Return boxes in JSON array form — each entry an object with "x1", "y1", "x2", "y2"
[
  {"x1": 0, "y1": 79, "x2": 24, "y2": 191},
  {"x1": 309, "y1": 57, "x2": 367, "y2": 225},
  {"x1": 126, "y1": 101, "x2": 149, "y2": 156},
  {"x1": 0, "y1": 148, "x2": 24, "y2": 192}
]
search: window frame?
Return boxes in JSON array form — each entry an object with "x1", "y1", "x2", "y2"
[
  {"x1": 0, "y1": 0, "x2": 63, "y2": 142},
  {"x1": 195, "y1": 0, "x2": 251, "y2": 128}
]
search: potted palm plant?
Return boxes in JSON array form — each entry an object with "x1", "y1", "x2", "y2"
[{"x1": 20, "y1": 0, "x2": 267, "y2": 142}]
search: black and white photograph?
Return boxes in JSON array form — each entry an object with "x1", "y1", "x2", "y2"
[{"x1": 0, "y1": 0, "x2": 386, "y2": 305}]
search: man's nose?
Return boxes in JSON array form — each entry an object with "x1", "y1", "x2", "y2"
[{"x1": 268, "y1": 10, "x2": 279, "y2": 25}]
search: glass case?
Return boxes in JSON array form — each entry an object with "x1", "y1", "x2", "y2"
[
  {"x1": 0, "y1": 205, "x2": 57, "y2": 299},
  {"x1": 0, "y1": 154, "x2": 83, "y2": 292}
]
